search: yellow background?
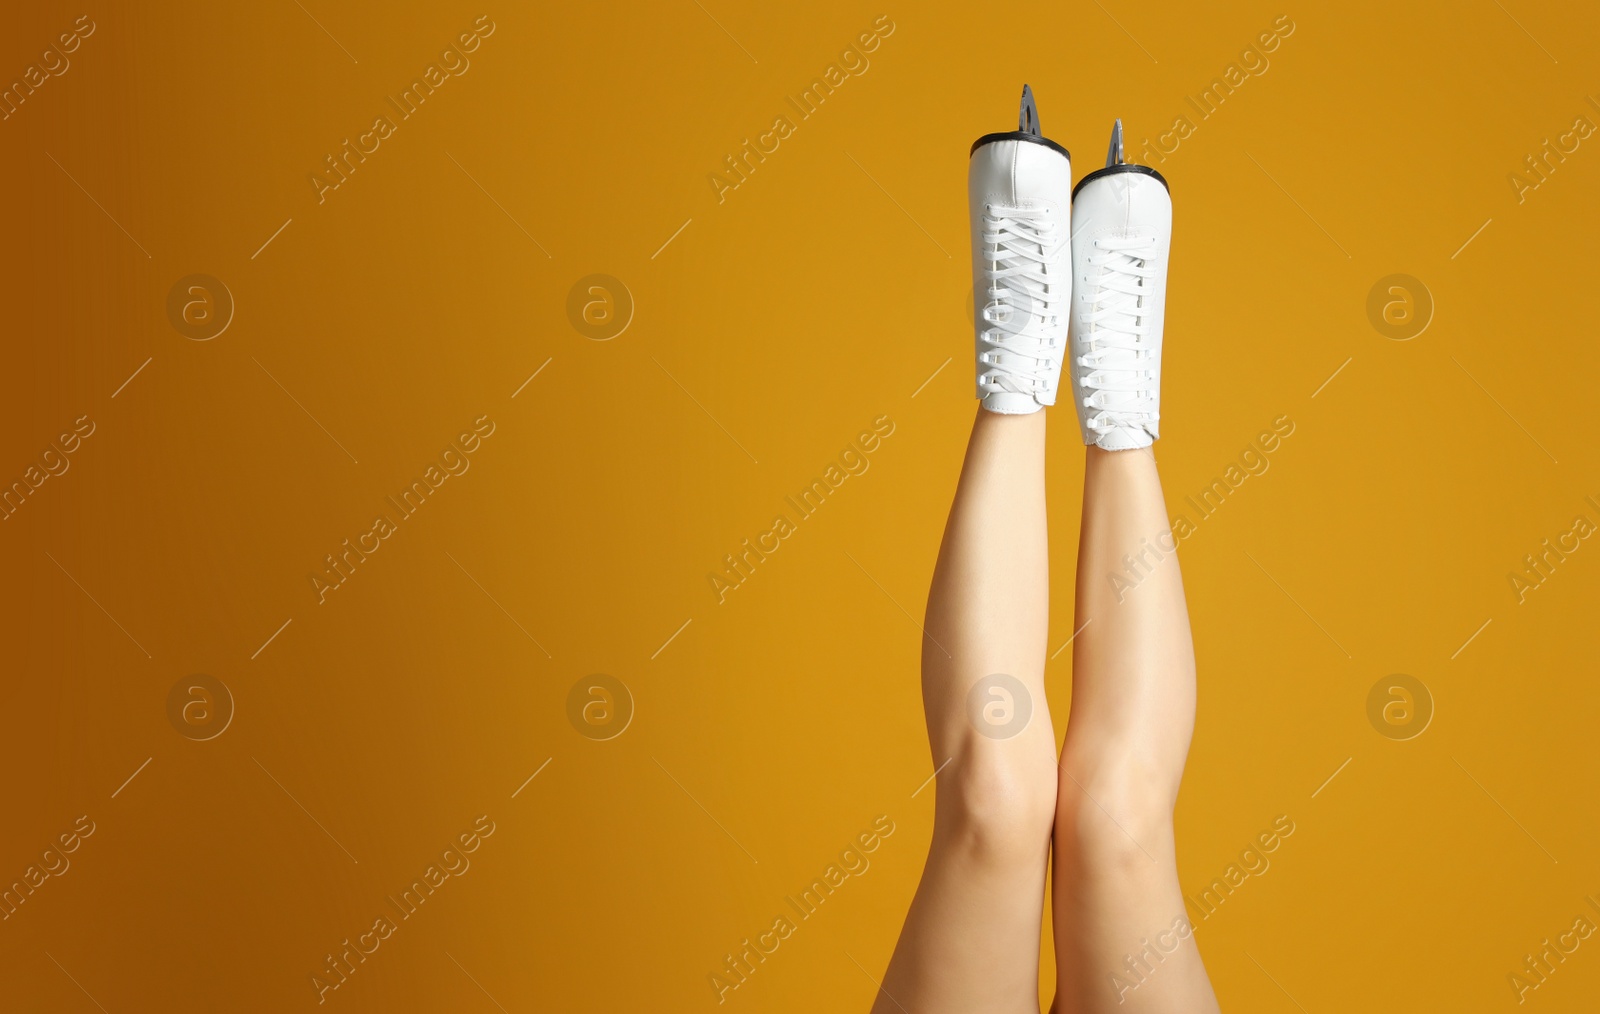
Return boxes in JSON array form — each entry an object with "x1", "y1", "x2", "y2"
[{"x1": 2, "y1": 1, "x2": 1598, "y2": 1010}]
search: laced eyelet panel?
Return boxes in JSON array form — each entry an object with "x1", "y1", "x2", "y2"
[
  {"x1": 977, "y1": 204, "x2": 1063, "y2": 397},
  {"x1": 1077, "y1": 235, "x2": 1159, "y2": 434}
]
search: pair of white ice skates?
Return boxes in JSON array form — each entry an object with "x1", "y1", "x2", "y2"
[{"x1": 969, "y1": 85, "x2": 1171, "y2": 451}]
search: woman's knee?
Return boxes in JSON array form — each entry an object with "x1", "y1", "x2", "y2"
[
  {"x1": 1056, "y1": 763, "x2": 1176, "y2": 873},
  {"x1": 933, "y1": 746, "x2": 1058, "y2": 864}
]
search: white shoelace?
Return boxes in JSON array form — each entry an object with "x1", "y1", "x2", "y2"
[
  {"x1": 978, "y1": 205, "x2": 1062, "y2": 396},
  {"x1": 1078, "y1": 235, "x2": 1158, "y2": 434}
]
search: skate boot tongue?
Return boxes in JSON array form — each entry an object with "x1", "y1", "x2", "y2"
[{"x1": 983, "y1": 386, "x2": 1044, "y2": 415}]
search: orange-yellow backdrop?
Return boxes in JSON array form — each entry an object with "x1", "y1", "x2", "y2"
[{"x1": 2, "y1": 1, "x2": 1598, "y2": 1010}]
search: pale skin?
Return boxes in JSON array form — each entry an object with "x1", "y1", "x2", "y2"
[{"x1": 873, "y1": 409, "x2": 1221, "y2": 1013}]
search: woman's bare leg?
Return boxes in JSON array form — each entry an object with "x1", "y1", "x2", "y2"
[
  {"x1": 1049, "y1": 446, "x2": 1219, "y2": 1012},
  {"x1": 874, "y1": 408, "x2": 1059, "y2": 1014}
]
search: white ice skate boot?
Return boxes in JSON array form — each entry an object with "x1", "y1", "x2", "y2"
[
  {"x1": 969, "y1": 85, "x2": 1072, "y2": 414},
  {"x1": 1068, "y1": 120, "x2": 1172, "y2": 449}
]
